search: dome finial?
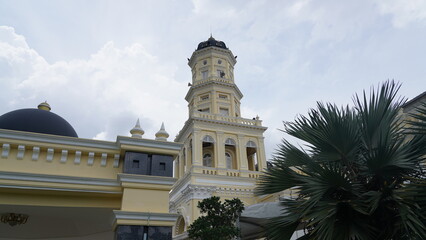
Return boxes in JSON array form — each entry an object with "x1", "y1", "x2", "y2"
[
  {"x1": 38, "y1": 101, "x2": 51, "y2": 111},
  {"x1": 155, "y1": 122, "x2": 169, "y2": 141},
  {"x1": 130, "y1": 119, "x2": 144, "y2": 138}
]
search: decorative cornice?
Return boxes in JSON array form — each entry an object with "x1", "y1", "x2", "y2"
[
  {"x1": 175, "y1": 117, "x2": 267, "y2": 142},
  {"x1": 170, "y1": 172, "x2": 192, "y2": 199},
  {"x1": 192, "y1": 116, "x2": 267, "y2": 130},
  {"x1": 170, "y1": 185, "x2": 217, "y2": 211},
  {"x1": 118, "y1": 173, "x2": 177, "y2": 186},
  {"x1": 0, "y1": 129, "x2": 183, "y2": 155},
  {"x1": 117, "y1": 136, "x2": 182, "y2": 152},
  {"x1": 185, "y1": 79, "x2": 243, "y2": 101},
  {"x1": 0, "y1": 129, "x2": 117, "y2": 150},
  {"x1": 0, "y1": 171, "x2": 120, "y2": 187},
  {"x1": 188, "y1": 46, "x2": 236, "y2": 67},
  {"x1": 0, "y1": 184, "x2": 121, "y2": 194}
]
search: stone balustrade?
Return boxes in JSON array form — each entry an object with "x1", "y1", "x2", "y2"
[{"x1": 192, "y1": 111, "x2": 262, "y2": 126}]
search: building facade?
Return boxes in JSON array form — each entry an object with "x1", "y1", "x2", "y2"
[
  {"x1": 0, "y1": 103, "x2": 181, "y2": 239},
  {"x1": 0, "y1": 36, "x2": 268, "y2": 240}
]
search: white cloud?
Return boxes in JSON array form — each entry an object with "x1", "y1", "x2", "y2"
[
  {"x1": 0, "y1": 26, "x2": 187, "y2": 141},
  {"x1": 376, "y1": 0, "x2": 426, "y2": 28}
]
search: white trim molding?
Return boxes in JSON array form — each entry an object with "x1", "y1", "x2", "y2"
[
  {"x1": 170, "y1": 185, "x2": 216, "y2": 211},
  {"x1": 0, "y1": 171, "x2": 121, "y2": 194},
  {"x1": 113, "y1": 210, "x2": 179, "y2": 225},
  {"x1": 0, "y1": 171, "x2": 120, "y2": 187},
  {"x1": 118, "y1": 173, "x2": 177, "y2": 186}
]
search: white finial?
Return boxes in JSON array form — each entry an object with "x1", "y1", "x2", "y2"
[
  {"x1": 130, "y1": 119, "x2": 144, "y2": 138},
  {"x1": 155, "y1": 122, "x2": 169, "y2": 141}
]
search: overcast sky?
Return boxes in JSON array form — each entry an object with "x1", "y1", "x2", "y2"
[{"x1": 1, "y1": 0, "x2": 425, "y2": 159}]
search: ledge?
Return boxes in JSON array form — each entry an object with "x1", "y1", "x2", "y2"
[
  {"x1": 0, "y1": 171, "x2": 121, "y2": 194},
  {"x1": 118, "y1": 173, "x2": 177, "y2": 186}
]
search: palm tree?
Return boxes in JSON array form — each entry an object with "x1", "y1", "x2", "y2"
[{"x1": 256, "y1": 81, "x2": 426, "y2": 240}]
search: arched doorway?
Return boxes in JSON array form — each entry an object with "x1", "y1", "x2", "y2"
[
  {"x1": 202, "y1": 135, "x2": 215, "y2": 167},
  {"x1": 246, "y1": 141, "x2": 258, "y2": 171}
]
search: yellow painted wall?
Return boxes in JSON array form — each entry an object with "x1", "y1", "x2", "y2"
[{"x1": 121, "y1": 188, "x2": 170, "y2": 213}]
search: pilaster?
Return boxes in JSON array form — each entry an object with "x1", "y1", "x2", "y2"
[
  {"x1": 216, "y1": 132, "x2": 225, "y2": 168},
  {"x1": 238, "y1": 135, "x2": 248, "y2": 170},
  {"x1": 192, "y1": 130, "x2": 202, "y2": 166},
  {"x1": 257, "y1": 137, "x2": 267, "y2": 171}
]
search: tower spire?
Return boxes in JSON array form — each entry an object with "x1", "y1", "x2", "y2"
[
  {"x1": 130, "y1": 119, "x2": 144, "y2": 138},
  {"x1": 155, "y1": 122, "x2": 169, "y2": 141}
]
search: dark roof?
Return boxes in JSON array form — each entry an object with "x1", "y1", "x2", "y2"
[
  {"x1": 0, "y1": 108, "x2": 78, "y2": 137},
  {"x1": 197, "y1": 36, "x2": 227, "y2": 50},
  {"x1": 402, "y1": 91, "x2": 426, "y2": 108}
]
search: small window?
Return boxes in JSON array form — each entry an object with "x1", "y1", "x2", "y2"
[
  {"x1": 202, "y1": 70, "x2": 208, "y2": 79},
  {"x1": 219, "y1": 94, "x2": 228, "y2": 100},
  {"x1": 218, "y1": 59, "x2": 222, "y2": 64},
  {"x1": 198, "y1": 108, "x2": 210, "y2": 113},
  {"x1": 200, "y1": 95, "x2": 209, "y2": 101},
  {"x1": 219, "y1": 108, "x2": 229, "y2": 116},
  {"x1": 217, "y1": 70, "x2": 225, "y2": 78},
  {"x1": 203, "y1": 60, "x2": 207, "y2": 65},
  {"x1": 159, "y1": 162, "x2": 166, "y2": 171},
  {"x1": 133, "y1": 160, "x2": 139, "y2": 168}
]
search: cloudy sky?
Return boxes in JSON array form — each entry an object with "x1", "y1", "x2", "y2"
[{"x1": 0, "y1": 0, "x2": 425, "y2": 159}]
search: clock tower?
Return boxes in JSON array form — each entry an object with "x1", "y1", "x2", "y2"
[{"x1": 170, "y1": 36, "x2": 267, "y2": 239}]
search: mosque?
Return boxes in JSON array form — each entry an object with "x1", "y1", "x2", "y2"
[
  {"x1": 1, "y1": 36, "x2": 424, "y2": 240},
  {"x1": 0, "y1": 37, "x2": 273, "y2": 240}
]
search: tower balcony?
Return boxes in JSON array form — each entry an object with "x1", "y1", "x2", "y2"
[
  {"x1": 192, "y1": 111, "x2": 263, "y2": 127},
  {"x1": 193, "y1": 77, "x2": 233, "y2": 87}
]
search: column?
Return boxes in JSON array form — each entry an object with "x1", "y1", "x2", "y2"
[
  {"x1": 230, "y1": 94, "x2": 235, "y2": 117},
  {"x1": 192, "y1": 130, "x2": 202, "y2": 166},
  {"x1": 211, "y1": 90, "x2": 217, "y2": 114},
  {"x1": 257, "y1": 137, "x2": 267, "y2": 171},
  {"x1": 216, "y1": 132, "x2": 225, "y2": 168},
  {"x1": 237, "y1": 135, "x2": 248, "y2": 170}
]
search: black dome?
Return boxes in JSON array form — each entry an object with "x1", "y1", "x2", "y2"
[
  {"x1": 0, "y1": 108, "x2": 78, "y2": 137},
  {"x1": 197, "y1": 36, "x2": 227, "y2": 50}
]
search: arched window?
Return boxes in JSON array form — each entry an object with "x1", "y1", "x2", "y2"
[
  {"x1": 225, "y1": 138, "x2": 236, "y2": 146},
  {"x1": 226, "y1": 152, "x2": 232, "y2": 169},
  {"x1": 203, "y1": 153, "x2": 213, "y2": 167},
  {"x1": 203, "y1": 135, "x2": 214, "y2": 143},
  {"x1": 225, "y1": 138, "x2": 237, "y2": 170},
  {"x1": 175, "y1": 216, "x2": 186, "y2": 235},
  {"x1": 202, "y1": 135, "x2": 215, "y2": 168},
  {"x1": 246, "y1": 141, "x2": 257, "y2": 148},
  {"x1": 246, "y1": 141, "x2": 258, "y2": 171}
]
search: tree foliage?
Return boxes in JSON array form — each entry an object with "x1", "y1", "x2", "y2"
[
  {"x1": 188, "y1": 196, "x2": 245, "y2": 240},
  {"x1": 256, "y1": 81, "x2": 426, "y2": 240}
]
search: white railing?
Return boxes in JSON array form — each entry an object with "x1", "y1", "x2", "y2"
[
  {"x1": 193, "y1": 77, "x2": 233, "y2": 86},
  {"x1": 192, "y1": 112, "x2": 262, "y2": 126},
  {"x1": 191, "y1": 166, "x2": 261, "y2": 178}
]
